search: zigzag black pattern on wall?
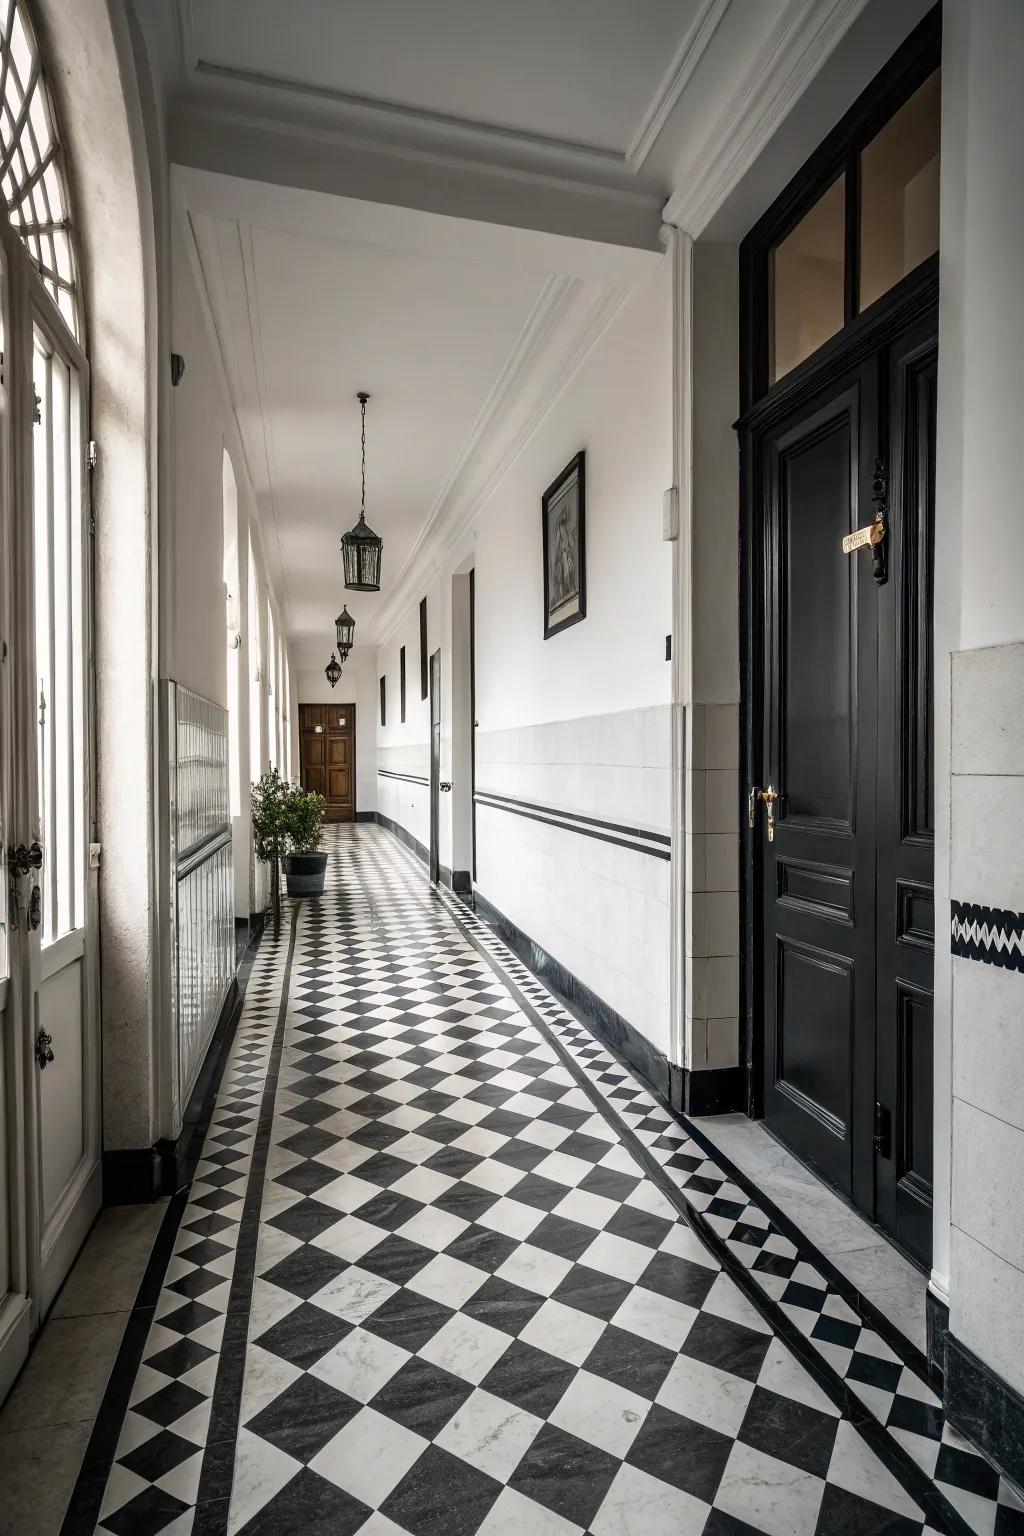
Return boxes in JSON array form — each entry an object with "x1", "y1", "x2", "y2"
[{"x1": 950, "y1": 900, "x2": 1024, "y2": 973}]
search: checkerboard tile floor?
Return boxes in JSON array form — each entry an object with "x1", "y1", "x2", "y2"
[{"x1": 77, "y1": 825, "x2": 1022, "y2": 1536}]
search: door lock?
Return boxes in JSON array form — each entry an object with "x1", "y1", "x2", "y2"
[
  {"x1": 35, "y1": 1028, "x2": 54, "y2": 1070},
  {"x1": 761, "y1": 786, "x2": 779, "y2": 842},
  {"x1": 7, "y1": 841, "x2": 42, "y2": 877},
  {"x1": 28, "y1": 884, "x2": 41, "y2": 930},
  {"x1": 439, "y1": 781, "x2": 453, "y2": 793}
]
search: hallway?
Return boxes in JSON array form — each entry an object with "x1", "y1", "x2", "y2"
[{"x1": 47, "y1": 827, "x2": 1018, "y2": 1536}]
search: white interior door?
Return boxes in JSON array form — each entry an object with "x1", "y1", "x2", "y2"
[
  {"x1": 0, "y1": 238, "x2": 32, "y2": 1404},
  {"x1": 28, "y1": 312, "x2": 100, "y2": 1314}
]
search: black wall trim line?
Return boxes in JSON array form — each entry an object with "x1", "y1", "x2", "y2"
[
  {"x1": 377, "y1": 768, "x2": 429, "y2": 786},
  {"x1": 60, "y1": 927, "x2": 268, "y2": 1536},
  {"x1": 475, "y1": 787, "x2": 671, "y2": 845},
  {"x1": 475, "y1": 790, "x2": 671, "y2": 860},
  {"x1": 193, "y1": 904, "x2": 300, "y2": 1531},
  {"x1": 443, "y1": 898, "x2": 970, "y2": 1536}
]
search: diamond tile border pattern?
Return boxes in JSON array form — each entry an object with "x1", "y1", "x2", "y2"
[{"x1": 62, "y1": 824, "x2": 1023, "y2": 1536}]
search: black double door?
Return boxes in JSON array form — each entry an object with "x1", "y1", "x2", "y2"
[{"x1": 749, "y1": 306, "x2": 936, "y2": 1268}]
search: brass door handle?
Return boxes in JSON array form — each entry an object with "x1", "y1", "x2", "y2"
[{"x1": 761, "y1": 785, "x2": 779, "y2": 842}]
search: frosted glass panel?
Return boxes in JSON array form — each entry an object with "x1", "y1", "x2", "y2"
[
  {"x1": 860, "y1": 71, "x2": 940, "y2": 312},
  {"x1": 771, "y1": 175, "x2": 846, "y2": 382}
]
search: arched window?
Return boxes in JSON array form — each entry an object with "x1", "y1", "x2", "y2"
[{"x1": 0, "y1": 0, "x2": 81, "y2": 336}]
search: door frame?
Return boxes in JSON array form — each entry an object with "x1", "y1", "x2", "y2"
[
  {"x1": 738, "y1": 13, "x2": 940, "y2": 1126},
  {"x1": 0, "y1": 202, "x2": 99, "y2": 1396},
  {"x1": 429, "y1": 649, "x2": 441, "y2": 886}
]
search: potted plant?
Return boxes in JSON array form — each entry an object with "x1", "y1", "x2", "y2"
[
  {"x1": 251, "y1": 768, "x2": 291, "y2": 933},
  {"x1": 281, "y1": 783, "x2": 328, "y2": 897}
]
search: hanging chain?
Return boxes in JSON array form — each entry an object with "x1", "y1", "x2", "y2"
[{"x1": 360, "y1": 393, "x2": 367, "y2": 521}]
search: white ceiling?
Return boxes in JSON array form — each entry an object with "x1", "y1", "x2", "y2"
[
  {"x1": 154, "y1": 0, "x2": 930, "y2": 656},
  {"x1": 188, "y1": 0, "x2": 708, "y2": 161},
  {"x1": 191, "y1": 208, "x2": 545, "y2": 646}
]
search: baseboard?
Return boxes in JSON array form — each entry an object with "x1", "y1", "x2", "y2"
[
  {"x1": 450, "y1": 869, "x2": 472, "y2": 893},
  {"x1": 679, "y1": 1064, "x2": 745, "y2": 1115},
  {"x1": 375, "y1": 810, "x2": 429, "y2": 867},
  {"x1": 927, "y1": 1290, "x2": 950, "y2": 1393},
  {"x1": 469, "y1": 889, "x2": 673, "y2": 1101},
  {"x1": 104, "y1": 973, "x2": 244, "y2": 1204},
  {"x1": 102, "y1": 1146, "x2": 163, "y2": 1205},
  {"x1": 355, "y1": 810, "x2": 376, "y2": 822},
  {"x1": 945, "y1": 1333, "x2": 1024, "y2": 1492}
]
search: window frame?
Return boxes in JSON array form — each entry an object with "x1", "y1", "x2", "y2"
[{"x1": 740, "y1": 9, "x2": 940, "y2": 411}]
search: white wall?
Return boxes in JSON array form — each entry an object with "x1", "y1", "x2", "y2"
[
  {"x1": 378, "y1": 260, "x2": 674, "y2": 1052},
  {"x1": 937, "y1": 0, "x2": 1024, "y2": 1398},
  {"x1": 296, "y1": 648, "x2": 379, "y2": 816},
  {"x1": 376, "y1": 578, "x2": 441, "y2": 854}
]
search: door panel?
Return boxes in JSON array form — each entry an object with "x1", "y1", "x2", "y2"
[
  {"x1": 751, "y1": 311, "x2": 936, "y2": 1266},
  {"x1": 299, "y1": 704, "x2": 355, "y2": 822},
  {"x1": 874, "y1": 316, "x2": 937, "y2": 1267},
  {"x1": 760, "y1": 363, "x2": 878, "y2": 1205}
]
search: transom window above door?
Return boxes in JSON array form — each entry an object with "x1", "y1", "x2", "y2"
[
  {"x1": 0, "y1": 0, "x2": 81, "y2": 337},
  {"x1": 765, "y1": 64, "x2": 940, "y2": 387}
]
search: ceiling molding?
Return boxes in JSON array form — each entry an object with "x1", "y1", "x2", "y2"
[
  {"x1": 625, "y1": 0, "x2": 732, "y2": 170},
  {"x1": 370, "y1": 275, "x2": 632, "y2": 650},
  {"x1": 661, "y1": 0, "x2": 871, "y2": 234},
  {"x1": 192, "y1": 59, "x2": 630, "y2": 174},
  {"x1": 171, "y1": 0, "x2": 727, "y2": 196}
]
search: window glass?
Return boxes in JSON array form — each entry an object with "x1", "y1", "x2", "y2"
[
  {"x1": 0, "y1": 2, "x2": 81, "y2": 336},
  {"x1": 859, "y1": 70, "x2": 940, "y2": 312},
  {"x1": 33, "y1": 331, "x2": 84, "y2": 943},
  {"x1": 771, "y1": 175, "x2": 846, "y2": 383}
]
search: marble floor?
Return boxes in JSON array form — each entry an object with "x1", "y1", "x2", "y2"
[
  {"x1": 7, "y1": 824, "x2": 1022, "y2": 1535},
  {"x1": 688, "y1": 1116, "x2": 928, "y2": 1354}
]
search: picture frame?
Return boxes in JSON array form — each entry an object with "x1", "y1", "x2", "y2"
[{"x1": 541, "y1": 450, "x2": 586, "y2": 639}]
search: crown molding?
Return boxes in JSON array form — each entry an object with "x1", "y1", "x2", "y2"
[
  {"x1": 192, "y1": 60, "x2": 629, "y2": 174},
  {"x1": 626, "y1": 0, "x2": 732, "y2": 170},
  {"x1": 172, "y1": 0, "x2": 727, "y2": 195},
  {"x1": 369, "y1": 274, "x2": 632, "y2": 649},
  {"x1": 662, "y1": 0, "x2": 870, "y2": 234}
]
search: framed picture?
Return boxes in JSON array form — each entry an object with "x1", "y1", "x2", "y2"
[{"x1": 542, "y1": 450, "x2": 586, "y2": 639}]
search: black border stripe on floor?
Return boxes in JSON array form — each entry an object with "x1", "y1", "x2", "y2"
[
  {"x1": 59, "y1": 927, "x2": 270, "y2": 1536},
  {"x1": 192, "y1": 902, "x2": 300, "y2": 1534},
  {"x1": 438, "y1": 891, "x2": 971, "y2": 1536}
]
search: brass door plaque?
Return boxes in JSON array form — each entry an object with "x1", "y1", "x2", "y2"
[{"x1": 842, "y1": 521, "x2": 885, "y2": 554}]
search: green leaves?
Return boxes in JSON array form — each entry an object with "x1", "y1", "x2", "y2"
[{"x1": 250, "y1": 770, "x2": 326, "y2": 860}]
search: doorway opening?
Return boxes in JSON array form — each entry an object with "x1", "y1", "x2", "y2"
[
  {"x1": 429, "y1": 650, "x2": 441, "y2": 886},
  {"x1": 739, "y1": 14, "x2": 939, "y2": 1271},
  {"x1": 299, "y1": 703, "x2": 356, "y2": 822},
  {"x1": 450, "y1": 569, "x2": 475, "y2": 891}
]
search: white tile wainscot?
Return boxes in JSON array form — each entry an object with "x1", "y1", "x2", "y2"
[{"x1": 474, "y1": 706, "x2": 672, "y2": 1060}]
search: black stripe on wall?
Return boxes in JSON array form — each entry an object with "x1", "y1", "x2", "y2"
[
  {"x1": 377, "y1": 769, "x2": 429, "y2": 786},
  {"x1": 474, "y1": 789, "x2": 670, "y2": 861}
]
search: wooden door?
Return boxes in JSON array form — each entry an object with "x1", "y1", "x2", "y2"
[
  {"x1": 747, "y1": 310, "x2": 936, "y2": 1267},
  {"x1": 299, "y1": 703, "x2": 355, "y2": 823}
]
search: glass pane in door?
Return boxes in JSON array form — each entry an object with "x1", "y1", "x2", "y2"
[
  {"x1": 859, "y1": 71, "x2": 940, "y2": 311},
  {"x1": 771, "y1": 174, "x2": 846, "y2": 383},
  {"x1": 33, "y1": 331, "x2": 84, "y2": 943}
]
